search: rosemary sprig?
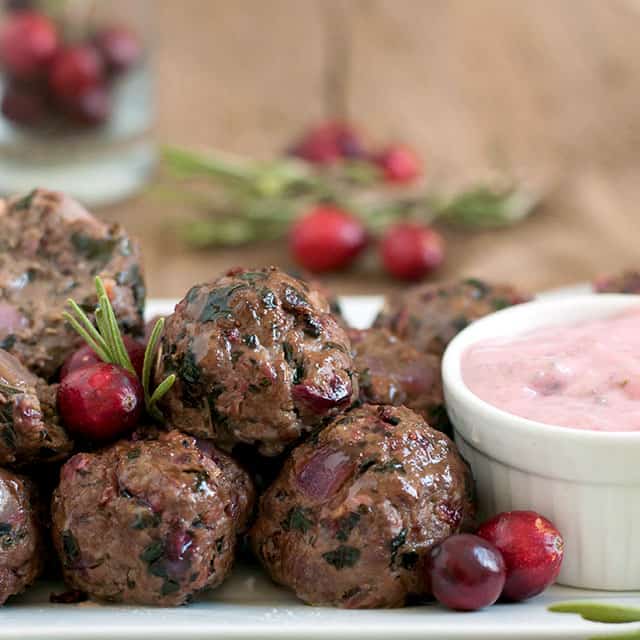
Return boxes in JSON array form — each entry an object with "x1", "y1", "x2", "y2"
[
  {"x1": 63, "y1": 277, "x2": 175, "y2": 422},
  {"x1": 159, "y1": 145, "x2": 541, "y2": 249}
]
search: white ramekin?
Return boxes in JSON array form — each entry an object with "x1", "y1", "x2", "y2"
[{"x1": 442, "y1": 294, "x2": 640, "y2": 591}]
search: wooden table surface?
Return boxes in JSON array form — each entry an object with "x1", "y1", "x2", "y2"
[{"x1": 99, "y1": 0, "x2": 640, "y2": 301}]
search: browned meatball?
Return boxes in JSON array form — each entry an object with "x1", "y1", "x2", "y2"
[
  {"x1": 0, "y1": 469, "x2": 43, "y2": 604},
  {"x1": 349, "y1": 328, "x2": 449, "y2": 433},
  {"x1": 0, "y1": 349, "x2": 71, "y2": 467},
  {"x1": 0, "y1": 189, "x2": 145, "y2": 379},
  {"x1": 374, "y1": 278, "x2": 529, "y2": 356},
  {"x1": 251, "y1": 404, "x2": 475, "y2": 608},
  {"x1": 51, "y1": 431, "x2": 254, "y2": 606},
  {"x1": 155, "y1": 267, "x2": 357, "y2": 456},
  {"x1": 594, "y1": 270, "x2": 640, "y2": 294}
]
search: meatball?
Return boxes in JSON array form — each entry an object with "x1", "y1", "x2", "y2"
[
  {"x1": 0, "y1": 348, "x2": 71, "y2": 467},
  {"x1": 0, "y1": 469, "x2": 43, "y2": 604},
  {"x1": 251, "y1": 404, "x2": 475, "y2": 608},
  {"x1": 594, "y1": 270, "x2": 640, "y2": 294},
  {"x1": 155, "y1": 266, "x2": 357, "y2": 456},
  {"x1": 0, "y1": 189, "x2": 145, "y2": 379},
  {"x1": 51, "y1": 431, "x2": 254, "y2": 605},
  {"x1": 349, "y1": 328, "x2": 449, "y2": 433},
  {"x1": 374, "y1": 278, "x2": 529, "y2": 356}
]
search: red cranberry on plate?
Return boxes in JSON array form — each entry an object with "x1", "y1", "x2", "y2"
[
  {"x1": 60, "y1": 335, "x2": 145, "y2": 381},
  {"x1": 427, "y1": 533, "x2": 506, "y2": 611},
  {"x1": 94, "y1": 25, "x2": 142, "y2": 74},
  {"x1": 380, "y1": 222, "x2": 444, "y2": 281},
  {"x1": 48, "y1": 45, "x2": 104, "y2": 102},
  {"x1": 0, "y1": 10, "x2": 58, "y2": 79},
  {"x1": 289, "y1": 204, "x2": 367, "y2": 273},
  {"x1": 58, "y1": 362, "x2": 143, "y2": 441},
  {"x1": 375, "y1": 144, "x2": 422, "y2": 184},
  {"x1": 476, "y1": 510, "x2": 564, "y2": 602}
]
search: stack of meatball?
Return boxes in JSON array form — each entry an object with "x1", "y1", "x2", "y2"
[{"x1": 0, "y1": 188, "x2": 532, "y2": 608}]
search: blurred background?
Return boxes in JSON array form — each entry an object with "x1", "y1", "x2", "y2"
[{"x1": 2, "y1": 0, "x2": 640, "y2": 299}]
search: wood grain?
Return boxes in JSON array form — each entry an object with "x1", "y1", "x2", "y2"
[{"x1": 99, "y1": 0, "x2": 640, "y2": 299}]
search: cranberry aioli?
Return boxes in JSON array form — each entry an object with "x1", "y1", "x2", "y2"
[{"x1": 461, "y1": 307, "x2": 640, "y2": 431}]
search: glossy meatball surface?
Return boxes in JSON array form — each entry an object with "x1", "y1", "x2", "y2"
[
  {"x1": 0, "y1": 348, "x2": 71, "y2": 467},
  {"x1": 51, "y1": 431, "x2": 254, "y2": 605},
  {"x1": 0, "y1": 189, "x2": 145, "y2": 379},
  {"x1": 0, "y1": 469, "x2": 43, "y2": 604},
  {"x1": 374, "y1": 278, "x2": 529, "y2": 356},
  {"x1": 155, "y1": 266, "x2": 357, "y2": 456},
  {"x1": 349, "y1": 328, "x2": 449, "y2": 432},
  {"x1": 251, "y1": 404, "x2": 475, "y2": 608}
]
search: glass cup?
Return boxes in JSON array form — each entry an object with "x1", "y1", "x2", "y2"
[{"x1": 0, "y1": 0, "x2": 155, "y2": 206}]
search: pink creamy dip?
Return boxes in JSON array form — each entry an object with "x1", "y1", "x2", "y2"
[{"x1": 461, "y1": 307, "x2": 640, "y2": 431}]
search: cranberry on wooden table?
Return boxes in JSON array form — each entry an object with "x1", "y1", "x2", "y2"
[
  {"x1": 375, "y1": 144, "x2": 422, "y2": 184},
  {"x1": 290, "y1": 121, "x2": 364, "y2": 165},
  {"x1": 380, "y1": 223, "x2": 444, "y2": 281},
  {"x1": 0, "y1": 11, "x2": 58, "y2": 79},
  {"x1": 48, "y1": 45, "x2": 104, "y2": 101},
  {"x1": 289, "y1": 205, "x2": 367, "y2": 273},
  {"x1": 477, "y1": 510, "x2": 564, "y2": 602},
  {"x1": 427, "y1": 533, "x2": 506, "y2": 611},
  {"x1": 58, "y1": 362, "x2": 143, "y2": 441}
]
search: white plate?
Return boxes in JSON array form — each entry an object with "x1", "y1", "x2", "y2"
[{"x1": 9, "y1": 287, "x2": 640, "y2": 640}]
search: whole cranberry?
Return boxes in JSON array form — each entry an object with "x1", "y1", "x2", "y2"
[
  {"x1": 58, "y1": 362, "x2": 143, "y2": 441},
  {"x1": 290, "y1": 121, "x2": 365, "y2": 165},
  {"x1": 60, "y1": 336, "x2": 145, "y2": 381},
  {"x1": 427, "y1": 533, "x2": 506, "y2": 611},
  {"x1": 64, "y1": 83, "x2": 111, "y2": 126},
  {"x1": 49, "y1": 45, "x2": 104, "y2": 101},
  {"x1": 94, "y1": 25, "x2": 142, "y2": 74},
  {"x1": 0, "y1": 11, "x2": 58, "y2": 79},
  {"x1": 476, "y1": 510, "x2": 564, "y2": 602},
  {"x1": 1, "y1": 81, "x2": 46, "y2": 125},
  {"x1": 375, "y1": 144, "x2": 422, "y2": 184},
  {"x1": 289, "y1": 205, "x2": 367, "y2": 273},
  {"x1": 380, "y1": 223, "x2": 444, "y2": 281}
]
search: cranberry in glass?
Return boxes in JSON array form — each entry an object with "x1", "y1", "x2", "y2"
[
  {"x1": 58, "y1": 362, "x2": 143, "y2": 441},
  {"x1": 0, "y1": 11, "x2": 58, "y2": 79},
  {"x1": 65, "y1": 83, "x2": 111, "y2": 126},
  {"x1": 1, "y1": 81, "x2": 46, "y2": 125},
  {"x1": 49, "y1": 45, "x2": 104, "y2": 102},
  {"x1": 427, "y1": 533, "x2": 506, "y2": 611},
  {"x1": 94, "y1": 25, "x2": 141, "y2": 74}
]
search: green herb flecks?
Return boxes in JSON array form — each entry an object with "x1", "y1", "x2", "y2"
[
  {"x1": 13, "y1": 190, "x2": 37, "y2": 211},
  {"x1": 63, "y1": 277, "x2": 175, "y2": 422},
  {"x1": 390, "y1": 528, "x2": 407, "y2": 566},
  {"x1": 335, "y1": 512, "x2": 361, "y2": 542},
  {"x1": 62, "y1": 530, "x2": 80, "y2": 565},
  {"x1": 282, "y1": 506, "x2": 314, "y2": 534},
  {"x1": 322, "y1": 545, "x2": 360, "y2": 570},
  {"x1": 199, "y1": 284, "x2": 246, "y2": 323}
]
